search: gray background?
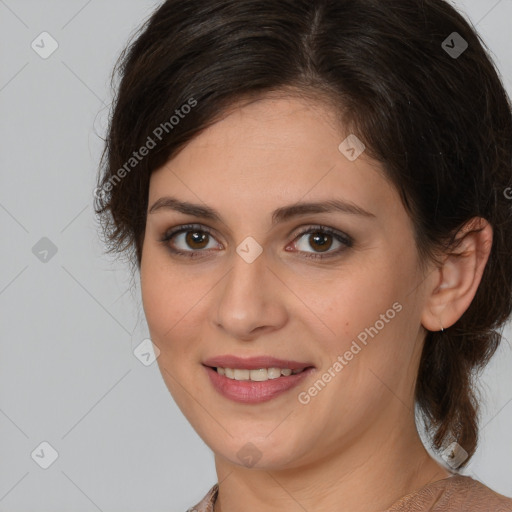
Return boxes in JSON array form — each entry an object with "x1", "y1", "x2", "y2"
[{"x1": 0, "y1": 1, "x2": 511, "y2": 510}]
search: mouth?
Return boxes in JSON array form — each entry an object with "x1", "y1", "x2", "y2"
[
  {"x1": 202, "y1": 355, "x2": 315, "y2": 404},
  {"x1": 202, "y1": 354, "x2": 314, "y2": 380}
]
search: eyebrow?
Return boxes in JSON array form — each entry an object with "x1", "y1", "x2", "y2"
[{"x1": 148, "y1": 196, "x2": 375, "y2": 224}]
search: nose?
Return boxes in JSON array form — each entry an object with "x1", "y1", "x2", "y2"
[{"x1": 214, "y1": 247, "x2": 288, "y2": 341}]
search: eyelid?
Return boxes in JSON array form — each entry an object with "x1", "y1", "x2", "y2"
[
  {"x1": 291, "y1": 225, "x2": 352, "y2": 246},
  {"x1": 161, "y1": 223, "x2": 216, "y2": 241}
]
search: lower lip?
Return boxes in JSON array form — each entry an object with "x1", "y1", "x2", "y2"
[{"x1": 204, "y1": 365, "x2": 314, "y2": 404}]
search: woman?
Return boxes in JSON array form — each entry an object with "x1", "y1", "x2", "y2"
[{"x1": 95, "y1": 0, "x2": 512, "y2": 510}]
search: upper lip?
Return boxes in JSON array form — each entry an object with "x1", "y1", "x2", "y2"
[{"x1": 203, "y1": 355, "x2": 314, "y2": 370}]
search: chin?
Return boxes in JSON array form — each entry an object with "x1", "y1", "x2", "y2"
[{"x1": 205, "y1": 432, "x2": 309, "y2": 470}]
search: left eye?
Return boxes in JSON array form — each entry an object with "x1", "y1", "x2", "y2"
[
  {"x1": 295, "y1": 231, "x2": 338, "y2": 252},
  {"x1": 290, "y1": 227, "x2": 352, "y2": 257}
]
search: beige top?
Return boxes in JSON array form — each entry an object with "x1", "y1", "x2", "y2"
[{"x1": 187, "y1": 474, "x2": 512, "y2": 511}]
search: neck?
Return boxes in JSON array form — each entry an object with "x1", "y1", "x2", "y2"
[{"x1": 213, "y1": 408, "x2": 452, "y2": 512}]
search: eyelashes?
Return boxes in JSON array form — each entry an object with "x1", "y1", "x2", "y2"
[{"x1": 159, "y1": 223, "x2": 353, "y2": 260}]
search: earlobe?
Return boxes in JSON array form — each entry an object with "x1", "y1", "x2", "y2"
[{"x1": 421, "y1": 217, "x2": 493, "y2": 332}]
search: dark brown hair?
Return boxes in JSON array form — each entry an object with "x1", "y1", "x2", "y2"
[{"x1": 95, "y1": 0, "x2": 512, "y2": 466}]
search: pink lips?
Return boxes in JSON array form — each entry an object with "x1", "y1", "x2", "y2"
[{"x1": 202, "y1": 355, "x2": 315, "y2": 404}]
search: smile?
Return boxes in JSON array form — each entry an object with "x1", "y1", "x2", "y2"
[{"x1": 204, "y1": 365, "x2": 315, "y2": 404}]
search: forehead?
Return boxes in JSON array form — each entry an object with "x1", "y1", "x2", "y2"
[{"x1": 148, "y1": 95, "x2": 400, "y2": 227}]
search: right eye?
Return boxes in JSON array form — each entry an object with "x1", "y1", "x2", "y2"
[{"x1": 160, "y1": 224, "x2": 223, "y2": 258}]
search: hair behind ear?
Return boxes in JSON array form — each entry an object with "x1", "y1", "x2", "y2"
[{"x1": 416, "y1": 327, "x2": 501, "y2": 463}]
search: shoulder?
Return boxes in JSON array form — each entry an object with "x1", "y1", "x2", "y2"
[
  {"x1": 188, "y1": 478, "x2": 512, "y2": 511},
  {"x1": 387, "y1": 474, "x2": 512, "y2": 511},
  {"x1": 186, "y1": 483, "x2": 219, "y2": 512},
  {"x1": 455, "y1": 476, "x2": 512, "y2": 510}
]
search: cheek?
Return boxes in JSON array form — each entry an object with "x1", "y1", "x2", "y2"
[
  {"x1": 140, "y1": 253, "x2": 164, "y2": 333},
  {"x1": 140, "y1": 253, "x2": 213, "y2": 426},
  {"x1": 304, "y1": 268, "x2": 397, "y2": 335},
  {"x1": 140, "y1": 249, "x2": 182, "y2": 346},
  {"x1": 308, "y1": 259, "x2": 416, "y2": 372},
  {"x1": 140, "y1": 248, "x2": 209, "y2": 359}
]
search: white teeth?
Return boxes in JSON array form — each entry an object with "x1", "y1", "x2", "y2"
[
  {"x1": 215, "y1": 367, "x2": 306, "y2": 381},
  {"x1": 250, "y1": 369, "x2": 269, "y2": 382},
  {"x1": 233, "y1": 369, "x2": 250, "y2": 380},
  {"x1": 267, "y1": 368, "x2": 282, "y2": 379}
]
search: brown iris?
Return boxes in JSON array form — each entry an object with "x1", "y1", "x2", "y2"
[
  {"x1": 185, "y1": 230, "x2": 209, "y2": 249},
  {"x1": 307, "y1": 232, "x2": 333, "y2": 252}
]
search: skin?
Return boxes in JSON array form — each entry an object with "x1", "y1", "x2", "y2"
[{"x1": 140, "y1": 92, "x2": 493, "y2": 512}]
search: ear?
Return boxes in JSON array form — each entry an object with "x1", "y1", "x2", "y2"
[{"x1": 421, "y1": 217, "x2": 493, "y2": 332}]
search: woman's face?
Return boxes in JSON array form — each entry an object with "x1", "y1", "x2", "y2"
[{"x1": 140, "y1": 94, "x2": 435, "y2": 469}]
